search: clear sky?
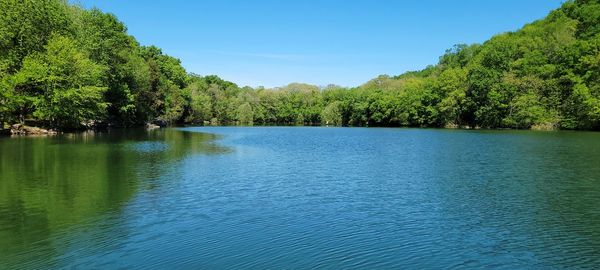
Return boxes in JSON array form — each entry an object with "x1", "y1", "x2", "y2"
[{"x1": 74, "y1": 0, "x2": 564, "y2": 88}]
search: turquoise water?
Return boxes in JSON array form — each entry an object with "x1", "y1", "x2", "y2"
[{"x1": 1, "y1": 127, "x2": 600, "y2": 269}]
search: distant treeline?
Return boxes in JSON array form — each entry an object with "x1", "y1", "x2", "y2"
[{"x1": 1, "y1": 0, "x2": 599, "y2": 130}]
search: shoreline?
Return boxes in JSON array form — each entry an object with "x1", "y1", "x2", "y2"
[{"x1": 2, "y1": 123, "x2": 584, "y2": 137}]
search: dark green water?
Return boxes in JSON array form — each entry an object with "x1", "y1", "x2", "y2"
[{"x1": 1, "y1": 127, "x2": 599, "y2": 269}]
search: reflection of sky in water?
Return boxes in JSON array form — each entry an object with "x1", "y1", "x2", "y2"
[{"x1": 128, "y1": 141, "x2": 170, "y2": 153}]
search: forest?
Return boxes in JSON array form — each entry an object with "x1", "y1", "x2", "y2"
[{"x1": 1, "y1": 0, "x2": 599, "y2": 130}]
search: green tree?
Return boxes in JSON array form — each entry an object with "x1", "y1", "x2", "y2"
[
  {"x1": 0, "y1": 0, "x2": 72, "y2": 74},
  {"x1": 237, "y1": 102, "x2": 254, "y2": 125},
  {"x1": 12, "y1": 35, "x2": 107, "y2": 128},
  {"x1": 321, "y1": 101, "x2": 343, "y2": 126}
]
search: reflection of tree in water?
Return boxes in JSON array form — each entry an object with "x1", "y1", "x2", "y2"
[{"x1": 0, "y1": 128, "x2": 229, "y2": 267}]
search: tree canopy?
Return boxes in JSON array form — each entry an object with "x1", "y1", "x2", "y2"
[{"x1": 1, "y1": 0, "x2": 599, "y2": 130}]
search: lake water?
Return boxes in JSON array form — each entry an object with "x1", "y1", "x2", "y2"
[{"x1": 1, "y1": 127, "x2": 599, "y2": 269}]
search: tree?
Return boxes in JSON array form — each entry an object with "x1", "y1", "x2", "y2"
[
  {"x1": 237, "y1": 102, "x2": 253, "y2": 125},
  {"x1": 12, "y1": 35, "x2": 107, "y2": 128},
  {"x1": 0, "y1": 0, "x2": 72, "y2": 74},
  {"x1": 321, "y1": 101, "x2": 343, "y2": 126}
]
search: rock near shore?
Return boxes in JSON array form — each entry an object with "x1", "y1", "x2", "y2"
[
  {"x1": 145, "y1": 123, "x2": 161, "y2": 130},
  {"x1": 10, "y1": 124, "x2": 57, "y2": 135}
]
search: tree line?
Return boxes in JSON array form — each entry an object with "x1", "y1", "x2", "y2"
[{"x1": 1, "y1": 0, "x2": 599, "y2": 130}]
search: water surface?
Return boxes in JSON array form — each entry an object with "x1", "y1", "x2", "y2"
[{"x1": 1, "y1": 127, "x2": 599, "y2": 269}]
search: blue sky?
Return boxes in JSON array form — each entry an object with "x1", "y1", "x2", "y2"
[{"x1": 74, "y1": 0, "x2": 564, "y2": 88}]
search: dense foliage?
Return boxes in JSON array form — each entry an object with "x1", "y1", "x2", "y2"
[
  {"x1": 1, "y1": 0, "x2": 599, "y2": 130},
  {"x1": 0, "y1": 0, "x2": 189, "y2": 129}
]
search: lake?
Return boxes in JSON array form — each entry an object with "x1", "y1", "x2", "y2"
[{"x1": 1, "y1": 127, "x2": 599, "y2": 269}]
